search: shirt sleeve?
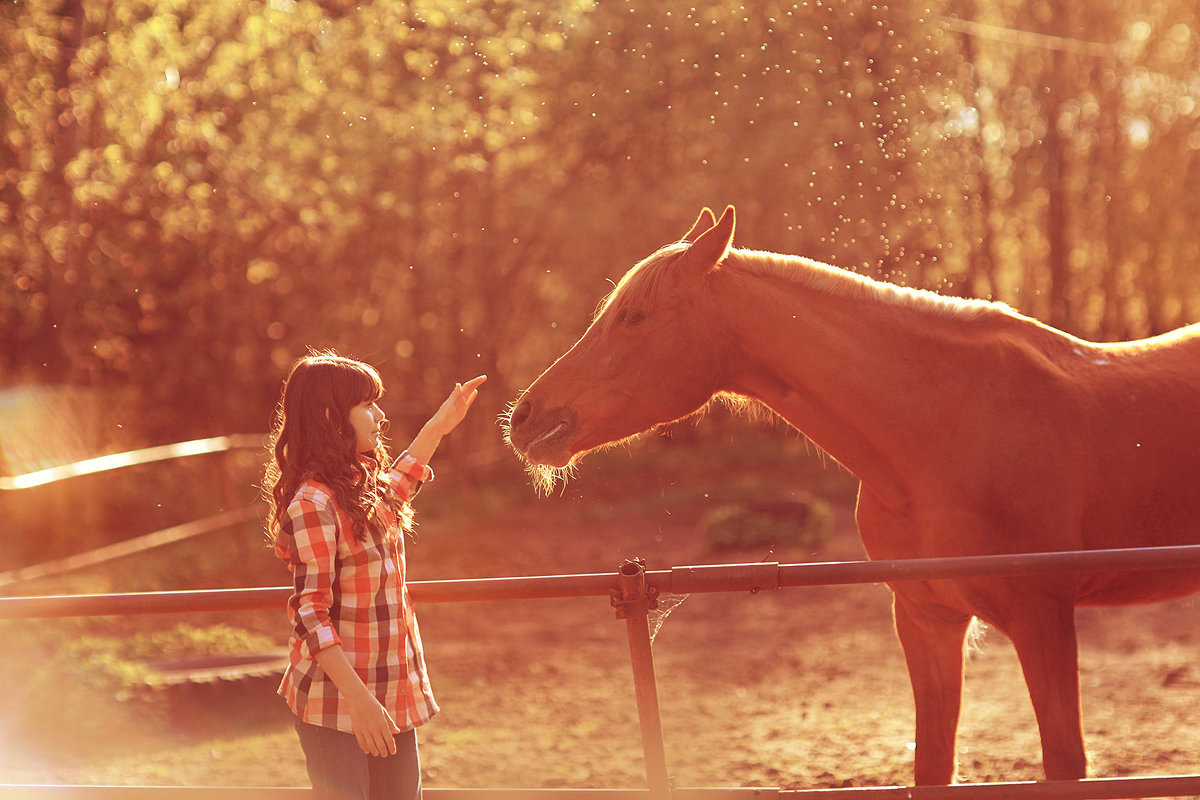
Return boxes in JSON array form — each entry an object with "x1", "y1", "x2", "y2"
[
  {"x1": 276, "y1": 488, "x2": 342, "y2": 660},
  {"x1": 385, "y1": 450, "x2": 434, "y2": 503}
]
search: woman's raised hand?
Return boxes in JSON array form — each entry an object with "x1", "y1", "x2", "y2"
[{"x1": 431, "y1": 375, "x2": 487, "y2": 435}]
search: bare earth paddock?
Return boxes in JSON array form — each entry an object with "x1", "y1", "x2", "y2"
[{"x1": 3, "y1": 453, "x2": 1199, "y2": 793}]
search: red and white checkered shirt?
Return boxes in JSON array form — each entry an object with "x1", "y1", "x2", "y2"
[{"x1": 275, "y1": 451, "x2": 439, "y2": 734}]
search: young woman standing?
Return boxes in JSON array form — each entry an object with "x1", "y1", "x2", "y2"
[{"x1": 263, "y1": 350, "x2": 485, "y2": 800}]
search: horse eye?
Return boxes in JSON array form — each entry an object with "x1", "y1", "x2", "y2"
[{"x1": 619, "y1": 307, "x2": 646, "y2": 326}]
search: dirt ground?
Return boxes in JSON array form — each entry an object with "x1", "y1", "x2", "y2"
[
  {"x1": 412, "y1": 485, "x2": 1200, "y2": 792},
  {"x1": 4, "y1": 438, "x2": 1200, "y2": 792}
]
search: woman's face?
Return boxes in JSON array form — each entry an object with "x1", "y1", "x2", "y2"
[{"x1": 347, "y1": 400, "x2": 386, "y2": 454}]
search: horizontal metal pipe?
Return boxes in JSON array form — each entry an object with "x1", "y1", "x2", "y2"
[
  {"x1": 5, "y1": 775, "x2": 1200, "y2": 798},
  {"x1": 656, "y1": 561, "x2": 781, "y2": 595},
  {"x1": 0, "y1": 434, "x2": 263, "y2": 491},
  {"x1": 773, "y1": 544, "x2": 1200, "y2": 590},
  {"x1": 783, "y1": 773, "x2": 1200, "y2": 798},
  {"x1": 0, "y1": 789, "x2": 307, "y2": 800},
  {"x1": 0, "y1": 576, "x2": 625, "y2": 618},
  {"x1": 411, "y1": 572, "x2": 618, "y2": 603},
  {"x1": 0, "y1": 586, "x2": 292, "y2": 619},
  {"x1": 0, "y1": 789, "x2": 668, "y2": 799},
  {"x1": 0, "y1": 789, "x2": 776, "y2": 799},
  {"x1": 4, "y1": 545, "x2": 1200, "y2": 618},
  {"x1": 647, "y1": 544, "x2": 1200, "y2": 596},
  {"x1": 0, "y1": 506, "x2": 261, "y2": 588}
]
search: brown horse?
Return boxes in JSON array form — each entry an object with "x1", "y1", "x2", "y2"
[{"x1": 506, "y1": 205, "x2": 1200, "y2": 785}]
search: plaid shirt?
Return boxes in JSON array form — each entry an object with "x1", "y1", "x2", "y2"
[{"x1": 275, "y1": 451, "x2": 439, "y2": 734}]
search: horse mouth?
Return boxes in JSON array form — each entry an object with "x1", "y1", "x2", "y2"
[
  {"x1": 505, "y1": 397, "x2": 579, "y2": 468},
  {"x1": 526, "y1": 422, "x2": 566, "y2": 452},
  {"x1": 515, "y1": 424, "x2": 576, "y2": 468}
]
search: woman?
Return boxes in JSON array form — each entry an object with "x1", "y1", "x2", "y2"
[{"x1": 263, "y1": 349, "x2": 485, "y2": 800}]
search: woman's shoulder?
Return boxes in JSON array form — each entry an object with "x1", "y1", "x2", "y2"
[
  {"x1": 275, "y1": 477, "x2": 343, "y2": 554},
  {"x1": 288, "y1": 476, "x2": 338, "y2": 509}
]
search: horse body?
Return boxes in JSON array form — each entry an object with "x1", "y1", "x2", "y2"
[
  {"x1": 1074, "y1": 333, "x2": 1200, "y2": 602},
  {"x1": 506, "y1": 205, "x2": 1200, "y2": 785}
]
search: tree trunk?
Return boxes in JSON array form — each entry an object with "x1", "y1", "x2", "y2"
[{"x1": 42, "y1": 0, "x2": 85, "y2": 379}]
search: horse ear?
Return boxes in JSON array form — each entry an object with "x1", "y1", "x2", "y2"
[
  {"x1": 685, "y1": 205, "x2": 735, "y2": 274},
  {"x1": 682, "y1": 207, "x2": 717, "y2": 242}
]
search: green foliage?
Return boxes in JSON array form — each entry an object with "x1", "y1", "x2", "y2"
[
  {"x1": 699, "y1": 495, "x2": 834, "y2": 554},
  {"x1": 6, "y1": 619, "x2": 279, "y2": 758},
  {"x1": 58, "y1": 623, "x2": 277, "y2": 690},
  {"x1": 112, "y1": 622, "x2": 277, "y2": 660}
]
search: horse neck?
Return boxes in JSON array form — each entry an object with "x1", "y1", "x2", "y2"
[{"x1": 710, "y1": 252, "x2": 992, "y2": 508}]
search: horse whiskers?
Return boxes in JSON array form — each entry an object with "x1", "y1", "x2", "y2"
[
  {"x1": 498, "y1": 400, "x2": 578, "y2": 496},
  {"x1": 524, "y1": 461, "x2": 578, "y2": 497},
  {"x1": 497, "y1": 401, "x2": 519, "y2": 440},
  {"x1": 497, "y1": 402, "x2": 529, "y2": 458}
]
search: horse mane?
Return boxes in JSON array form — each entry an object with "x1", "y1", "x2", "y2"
[
  {"x1": 599, "y1": 238, "x2": 1016, "y2": 330},
  {"x1": 730, "y1": 247, "x2": 1012, "y2": 322}
]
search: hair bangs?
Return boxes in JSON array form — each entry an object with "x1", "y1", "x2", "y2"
[{"x1": 304, "y1": 350, "x2": 384, "y2": 408}]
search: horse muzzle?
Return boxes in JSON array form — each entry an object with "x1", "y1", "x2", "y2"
[{"x1": 505, "y1": 394, "x2": 579, "y2": 468}]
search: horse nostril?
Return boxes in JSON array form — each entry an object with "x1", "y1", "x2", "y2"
[{"x1": 509, "y1": 396, "x2": 535, "y2": 430}]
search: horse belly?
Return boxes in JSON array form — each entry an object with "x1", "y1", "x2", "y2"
[
  {"x1": 1078, "y1": 567, "x2": 1200, "y2": 606},
  {"x1": 1078, "y1": 493, "x2": 1200, "y2": 598},
  {"x1": 1078, "y1": 431, "x2": 1200, "y2": 606}
]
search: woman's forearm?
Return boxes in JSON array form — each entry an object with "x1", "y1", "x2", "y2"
[
  {"x1": 313, "y1": 644, "x2": 373, "y2": 703},
  {"x1": 313, "y1": 644, "x2": 401, "y2": 757},
  {"x1": 404, "y1": 418, "x2": 447, "y2": 467}
]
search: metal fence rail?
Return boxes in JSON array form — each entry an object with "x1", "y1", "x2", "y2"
[
  {"x1": 6, "y1": 543, "x2": 1200, "y2": 617},
  {"x1": 4, "y1": 546, "x2": 1200, "y2": 799},
  {"x1": 0, "y1": 435, "x2": 262, "y2": 491},
  {"x1": 6, "y1": 777, "x2": 1200, "y2": 798}
]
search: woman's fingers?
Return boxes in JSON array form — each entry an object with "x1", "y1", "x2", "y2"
[
  {"x1": 357, "y1": 733, "x2": 393, "y2": 758},
  {"x1": 380, "y1": 708, "x2": 399, "y2": 756},
  {"x1": 355, "y1": 722, "x2": 400, "y2": 758},
  {"x1": 460, "y1": 374, "x2": 487, "y2": 393},
  {"x1": 355, "y1": 730, "x2": 378, "y2": 757},
  {"x1": 454, "y1": 375, "x2": 486, "y2": 409},
  {"x1": 435, "y1": 375, "x2": 487, "y2": 430}
]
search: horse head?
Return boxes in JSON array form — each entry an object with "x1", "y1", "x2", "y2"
[{"x1": 505, "y1": 206, "x2": 737, "y2": 487}]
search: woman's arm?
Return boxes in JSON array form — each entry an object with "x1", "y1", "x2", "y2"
[
  {"x1": 403, "y1": 375, "x2": 486, "y2": 466},
  {"x1": 313, "y1": 644, "x2": 400, "y2": 758}
]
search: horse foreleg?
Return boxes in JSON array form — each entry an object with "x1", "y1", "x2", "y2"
[
  {"x1": 892, "y1": 591, "x2": 972, "y2": 785},
  {"x1": 1005, "y1": 600, "x2": 1088, "y2": 780}
]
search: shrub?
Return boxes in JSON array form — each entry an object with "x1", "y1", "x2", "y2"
[{"x1": 699, "y1": 493, "x2": 833, "y2": 554}]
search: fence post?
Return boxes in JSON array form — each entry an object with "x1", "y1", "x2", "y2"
[{"x1": 615, "y1": 558, "x2": 671, "y2": 799}]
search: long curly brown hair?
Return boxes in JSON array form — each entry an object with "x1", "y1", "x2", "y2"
[{"x1": 262, "y1": 350, "x2": 409, "y2": 544}]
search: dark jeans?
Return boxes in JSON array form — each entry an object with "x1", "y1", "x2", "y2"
[{"x1": 296, "y1": 720, "x2": 422, "y2": 800}]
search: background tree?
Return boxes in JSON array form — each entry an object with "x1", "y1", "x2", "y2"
[{"x1": 2, "y1": 0, "x2": 1199, "y2": 481}]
